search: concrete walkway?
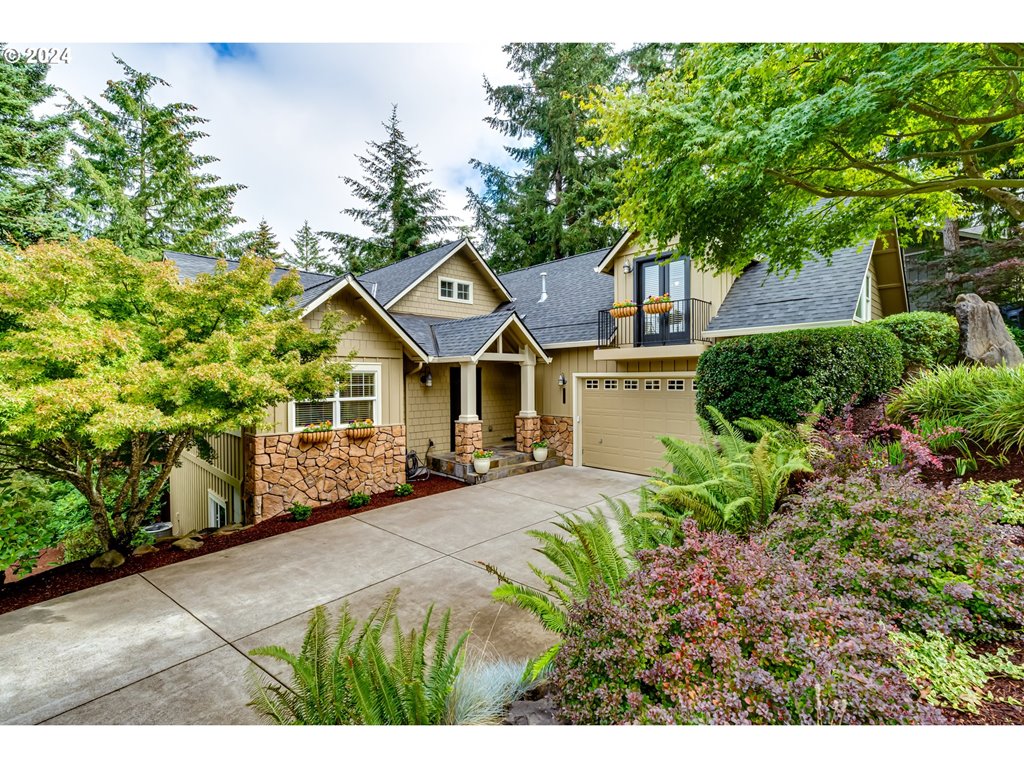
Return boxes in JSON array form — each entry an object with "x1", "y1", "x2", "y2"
[{"x1": 0, "y1": 466, "x2": 644, "y2": 725}]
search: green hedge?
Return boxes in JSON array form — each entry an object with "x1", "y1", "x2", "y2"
[
  {"x1": 869, "y1": 312, "x2": 959, "y2": 372},
  {"x1": 696, "y1": 325, "x2": 903, "y2": 424}
]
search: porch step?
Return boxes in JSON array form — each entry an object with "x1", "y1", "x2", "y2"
[{"x1": 463, "y1": 456, "x2": 565, "y2": 485}]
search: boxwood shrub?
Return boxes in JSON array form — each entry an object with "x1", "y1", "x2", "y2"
[
  {"x1": 870, "y1": 311, "x2": 959, "y2": 372},
  {"x1": 695, "y1": 324, "x2": 902, "y2": 424}
]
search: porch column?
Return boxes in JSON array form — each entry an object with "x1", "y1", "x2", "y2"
[
  {"x1": 518, "y1": 350, "x2": 537, "y2": 417},
  {"x1": 455, "y1": 361, "x2": 482, "y2": 464},
  {"x1": 515, "y1": 350, "x2": 542, "y2": 452}
]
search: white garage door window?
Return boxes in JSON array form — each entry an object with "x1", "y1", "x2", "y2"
[{"x1": 580, "y1": 374, "x2": 700, "y2": 476}]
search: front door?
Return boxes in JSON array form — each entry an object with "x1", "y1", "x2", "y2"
[
  {"x1": 449, "y1": 367, "x2": 483, "y2": 451},
  {"x1": 635, "y1": 255, "x2": 690, "y2": 346}
]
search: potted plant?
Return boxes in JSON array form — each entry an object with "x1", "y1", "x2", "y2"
[
  {"x1": 531, "y1": 439, "x2": 549, "y2": 462},
  {"x1": 472, "y1": 449, "x2": 493, "y2": 475},
  {"x1": 345, "y1": 418, "x2": 375, "y2": 440},
  {"x1": 299, "y1": 420, "x2": 334, "y2": 445},
  {"x1": 643, "y1": 292, "x2": 672, "y2": 315},
  {"x1": 609, "y1": 300, "x2": 638, "y2": 319}
]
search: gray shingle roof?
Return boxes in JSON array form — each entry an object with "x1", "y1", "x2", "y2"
[
  {"x1": 163, "y1": 250, "x2": 343, "y2": 309},
  {"x1": 705, "y1": 240, "x2": 874, "y2": 334},
  {"x1": 355, "y1": 240, "x2": 465, "y2": 306},
  {"x1": 497, "y1": 248, "x2": 613, "y2": 346},
  {"x1": 391, "y1": 311, "x2": 515, "y2": 358}
]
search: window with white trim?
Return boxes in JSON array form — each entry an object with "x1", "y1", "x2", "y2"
[
  {"x1": 439, "y1": 276, "x2": 473, "y2": 304},
  {"x1": 644, "y1": 379, "x2": 661, "y2": 390},
  {"x1": 667, "y1": 379, "x2": 686, "y2": 391},
  {"x1": 692, "y1": 379, "x2": 699, "y2": 391},
  {"x1": 604, "y1": 379, "x2": 618, "y2": 390},
  {"x1": 623, "y1": 379, "x2": 639, "y2": 390},
  {"x1": 855, "y1": 271, "x2": 872, "y2": 323},
  {"x1": 585, "y1": 379, "x2": 599, "y2": 390},
  {"x1": 290, "y1": 364, "x2": 381, "y2": 431},
  {"x1": 208, "y1": 491, "x2": 228, "y2": 529}
]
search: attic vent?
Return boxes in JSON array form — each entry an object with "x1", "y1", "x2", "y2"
[{"x1": 539, "y1": 272, "x2": 548, "y2": 303}]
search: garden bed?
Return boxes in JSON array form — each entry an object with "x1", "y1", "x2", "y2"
[
  {"x1": 0, "y1": 475, "x2": 464, "y2": 616},
  {"x1": 940, "y1": 637, "x2": 1024, "y2": 725}
]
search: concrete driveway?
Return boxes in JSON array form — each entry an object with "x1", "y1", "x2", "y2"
[{"x1": 0, "y1": 466, "x2": 644, "y2": 725}]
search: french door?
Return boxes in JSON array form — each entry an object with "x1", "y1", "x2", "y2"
[{"x1": 635, "y1": 255, "x2": 690, "y2": 346}]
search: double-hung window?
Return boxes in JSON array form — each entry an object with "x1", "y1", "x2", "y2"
[
  {"x1": 290, "y1": 364, "x2": 382, "y2": 431},
  {"x1": 439, "y1": 276, "x2": 473, "y2": 303}
]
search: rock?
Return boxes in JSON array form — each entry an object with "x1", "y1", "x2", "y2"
[
  {"x1": 90, "y1": 550, "x2": 125, "y2": 569},
  {"x1": 955, "y1": 293, "x2": 1024, "y2": 367},
  {"x1": 212, "y1": 524, "x2": 249, "y2": 537},
  {"x1": 172, "y1": 537, "x2": 204, "y2": 551},
  {"x1": 132, "y1": 544, "x2": 160, "y2": 556},
  {"x1": 503, "y1": 695, "x2": 560, "y2": 726}
]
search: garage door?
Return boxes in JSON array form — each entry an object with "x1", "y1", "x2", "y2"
[{"x1": 581, "y1": 376, "x2": 701, "y2": 476}]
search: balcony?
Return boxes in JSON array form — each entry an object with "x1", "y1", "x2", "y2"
[{"x1": 595, "y1": 298, "x2": 712, "y2": 361}]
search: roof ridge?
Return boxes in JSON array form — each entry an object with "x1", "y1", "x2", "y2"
[
  {"x1": 428, "y1": 309, "x2": 514, "y2": 329},
  {"x1": 497, "y1": 247, "x2": 613, "y2": 277},
  {"x1": 356, "y1": 239, "x2": 464, "y2": 279},
  {"x1": 163, "y1": 249, "x2": 343, "y2": 281}
]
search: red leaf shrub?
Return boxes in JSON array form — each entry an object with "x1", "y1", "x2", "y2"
[
  {"x1": 761, "y1": 468, "x2": 1024, "y2": 640},
  {"x1": 552, "y1": 522, "x2": 943, "y2": 725}
]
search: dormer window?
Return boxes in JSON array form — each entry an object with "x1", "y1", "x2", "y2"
[
  {"x1": 439, "y1": 276, "x2": 473, "y2": 304},
  {"x1": 855, "y1": 270, "x2": 872, "y2": 323}
]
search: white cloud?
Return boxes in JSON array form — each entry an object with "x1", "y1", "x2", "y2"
[{"x1": 29, "y1": 42, "x2": 521, "y2": 248}]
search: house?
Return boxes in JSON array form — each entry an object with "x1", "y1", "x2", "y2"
[{"x1": 166, "y1": 230, "x2": 908, "y2": 533}]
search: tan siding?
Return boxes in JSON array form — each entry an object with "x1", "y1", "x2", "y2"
[
  {"x1": 169, "y1": 432, "x2": 243, "y2": 535},
  {"x1": 406, "y1": 365, "x2": 453, "y2": 458},
  {"x1": 481, "y1": 362, "x2": 519, "y2": 444},
  {"x1": 390, "y1": 248, "x2": 505, "y2": 317},
  {"x1": 260, "y1": 289, "x2": 405, "y2": 435},
  {"x1": 869, "y1": 259, "x2": 883, "y2": 320}
]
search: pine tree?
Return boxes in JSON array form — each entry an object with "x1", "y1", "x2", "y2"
[
  {"x1": 67, "y1": 56, "x2": 244, "y2": 259},
  {"x1": 281, "y1": 220, "x2": 342, "y2": 274},
  {"x1": 0, "y1": 45, "x2": 70, "y2": 247},
  {"x1": 466, "y1": 44, "x2": 625, "y2": 272},
  {"x1": 322, "y1": 105, "x2": 455, "y2": 274},
  {"x1": 248, "y1": 218, "x2": 282, "y2": 260}
]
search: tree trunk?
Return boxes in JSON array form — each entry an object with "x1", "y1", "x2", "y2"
[{"x1": 943, "y1": 217, "x2": 961, "y2": 307}]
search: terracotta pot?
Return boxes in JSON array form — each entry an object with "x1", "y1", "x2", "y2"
[
  {"x1": 346, "y1": 427, "x2": 375, "y2": 440},
  {"x1": 609, "y1": 305, "x2": 637, "y2": 319},
  {"x1": 644, "y1": 301, "x2": 672, "y2": 315},
  {"x1": 299, "y1": 430, "x2": 334, "y2": 445}
]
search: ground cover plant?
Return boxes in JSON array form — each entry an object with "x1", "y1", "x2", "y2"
[
  {"x1": 963, "y1": 479, "x2": 1024, "y2": 525},
  {"x1": 552, "y1": 522, "x2": 944, "y2": 725},
  {"x1": 695, "y1": 324, "x2": 902, "y2": 424}
]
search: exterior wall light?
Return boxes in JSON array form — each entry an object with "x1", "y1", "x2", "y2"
[
  {"x1": 421, "y1": 371, "x2": 432, "y2": 387},
  {"x1": 623, "y1": 262, "x2": 632, "y2": 274},
  {"x1": 557, "y1": 373, "x2": 567, "y2": 387}
]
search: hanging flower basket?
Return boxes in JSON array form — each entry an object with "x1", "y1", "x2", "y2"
[
  {"x1": 643, "y1": 293, "x2": 672, "y2": 315},
  {"x1": 299, "y1": 430, "x2": 334, "y2": 446},
  {"x1": 345, "y1": 419, "x2": 375, "y2": 440},
  {"x1": 609, "y1": 303, "x2": 638, "y2": 319}
]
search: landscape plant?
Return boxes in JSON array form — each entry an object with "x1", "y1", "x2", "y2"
[
  {"x1": 394, "y1": 483, "x2": 414, "y2": 498},
  {"x1": 870, "y1": 312, "x2": 960, "y2": 372},
  {"x1": 0, "y1": 239, "x2": 354, "y2": 555},
  {"x1": 963, "y1": 479, "x2": 1024, "y2": 525},
  {"x1": 553, "y1": 522, "x2": 944, "y2": 725},
  {"x1": 289, "y1": 503, "x2": 313, "y2": 522},
  {"x1": 247, "y1": 590, "x2": 468, "y2": 725},
  {"x1": 761, "y1": 468, "x2": 1024, "y2": 640},
  {"x1": 347, "y1": 492, "x2": 371, "y2": 509},
  {"x1": 696, "y1": 324, "x2": 902, "y2": 424}
]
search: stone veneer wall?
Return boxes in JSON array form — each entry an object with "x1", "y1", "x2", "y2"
[
  {"x1": 515, "y1": 416, "x2": 541, "y2": 453},
  {"x1": 454, "y1": 420, "x2": 483, "y2": 464},
  {"x1": 539, "y1": 415, "x2": 573, "y2": 466},
  {"x1": 245, "y1": 427, "x2": 406, "y2": 523}
]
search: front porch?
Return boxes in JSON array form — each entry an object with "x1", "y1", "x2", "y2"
[{"x1": 428, "y1": 443, "x2": 564, "y2": 484}]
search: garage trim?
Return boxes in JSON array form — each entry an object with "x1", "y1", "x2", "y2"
[{"x1": 571, "y1": 370, "x2": 697, "y2": 469}]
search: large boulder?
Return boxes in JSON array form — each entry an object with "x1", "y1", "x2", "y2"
[
  {"x1": 954, "y1": 293, "x2": 1024, "y2": 368},
  {"x1": 90, "y1": 550, "x2": 125, "y2": 569},
  {"x1": 171, "y1": 537, "x2": 203, "y2": 551}
]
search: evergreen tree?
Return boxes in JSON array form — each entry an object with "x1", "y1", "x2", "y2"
[
  {"x1": 467, "y1": 44, "x2": 624, "y2": 272},
  {"x1": 248, "y1": 218, "x2": 282, "y2": 260},
  {"x1": 67, "y1": 56, "x2": 244, "y2": 259},
  {"x1": 281, "y1": 220, "x2": 342, "y2": 274},
  {"x1": 0, "y1": 45, "x2": 70, "y2": 247},
  {"x1": 321, "y1": 105, "x2": 455, "y2": 274}
]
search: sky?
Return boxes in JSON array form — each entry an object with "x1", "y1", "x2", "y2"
[{"x1": 18, "y1": 42, "x2": 521, "y2": 248}]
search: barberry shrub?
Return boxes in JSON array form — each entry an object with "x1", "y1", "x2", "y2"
[
  {"x1": 762, "y1": 469, "x2": 1024, "y2": 640},
  {"x1": 553, "y1": 522, "x2": 943, "y2": 725}
]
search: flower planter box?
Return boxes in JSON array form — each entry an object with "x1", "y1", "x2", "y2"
[
  {"x1": 345, "y1": 427, "x2": 375, "y2": 440},
  {"x1": 609, "y1": 305, "x2": 638, "y2": 319},
  {"x1": 643, "y1": 301, "x2": 672, "y2": 315},
  {"x1": 299, "y1": 431, "x2": 334, "y2": 445}
]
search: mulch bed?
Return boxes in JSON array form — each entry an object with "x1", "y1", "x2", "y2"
[{"x1": 0, "y1": 474, "x2": 464, "y2": 617}]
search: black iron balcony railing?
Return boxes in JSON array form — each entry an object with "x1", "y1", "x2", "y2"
[{"x1": 598, "y1": 297, "x2": 712, "y2": 349}]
